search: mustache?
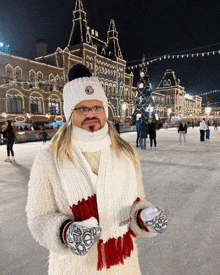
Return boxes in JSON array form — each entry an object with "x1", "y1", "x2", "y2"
[{"x1": 81, "y1": 117, "x2": 101, "y2": 126}]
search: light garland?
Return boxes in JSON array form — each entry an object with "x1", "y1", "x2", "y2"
[
  {"x1": 127, "y1": 50, "x2": 220, "y2": 70},
  {"x1": 197, "y1": 90, "x2": 220, "y2": 97},
  {"x1": 0, "y1": 73, "x2": 66, "y2": 88}
]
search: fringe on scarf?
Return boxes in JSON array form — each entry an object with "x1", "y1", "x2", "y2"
[
  {"x1": 97, "y1": 229, "x2": 137, "y2": 270},
  {"x1": 70, "y1": 195, "x2": 138, "y2": 270}
]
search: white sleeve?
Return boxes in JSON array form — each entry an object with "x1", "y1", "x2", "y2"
[
  {"x1": 26, "y1": 148, "x2": 73, "y2": 254},
  {"x1": 135, "y1": 153, "x2": 146, "y2": 201}
]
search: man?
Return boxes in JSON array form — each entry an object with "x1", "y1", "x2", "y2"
[
  {"x1": 26, "y1": 64, "x2": 167, "y2": 275},
  {"x1": 200, "y1": 118, "x2": 207, "y2": 141},
  {"x1": 178, "y1": 121, "x2": 187, "y2": 145},
  {"x1": 148, "y1": 120, "x2": 157, "y2": 149},
  {"x1": 135, "y1": 117, "x2": 142, "y2": 147}
]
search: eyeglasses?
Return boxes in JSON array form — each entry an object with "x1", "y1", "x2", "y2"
[{"x1": 73, "y1": 106, "x2": 105, "y2": 116}]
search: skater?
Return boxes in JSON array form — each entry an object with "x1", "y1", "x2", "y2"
[
  {"x1": 148, "y1": 120, "x2": 157, "y2": 149},
  {"x1": 206, "y1": 126, "x2": 210, "y2": 140},
  {"x1": 214, "y1": 122, "x2": 218, "y2": 132},
  {"x1": 0, "y1": 120, "x2": 16, "y2": 162},
  {"x1": 26, "y1": 64, "x2": 167, "y2": 275},
  {"x1": 140, "y1": 118, "x2": 148, "y2": 150},
  {"x1": 178, "y1": 122, "x2": 187, "y2": 144},
  {"x1": 200, "y1": 118, "x2": 207, "y2": 141},
  {"x1": 135, "y1": 117, "x2": 141, "y2": 147},
  {"x1": 39, "y1": 128, "x2": 48, "y2": 144}
]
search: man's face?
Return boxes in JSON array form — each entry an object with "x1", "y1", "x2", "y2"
[{"x1": 71, "y1": 100, "x2": 107, "y2": 132}]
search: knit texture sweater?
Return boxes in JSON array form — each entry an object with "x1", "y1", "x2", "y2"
[{"x1": 26, "y1": 123, "x2": 155, "y2": 275}]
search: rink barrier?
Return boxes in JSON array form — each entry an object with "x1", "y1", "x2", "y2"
[
  {"x1": 0, "y1": 126, "x2": 136, "y2": 144},
  {"x1": 0, "y1": 129, "x2": 58, "y2": 144},
  {"x1": 119, "y1": 125, "x2": 136, "y2": 133}
]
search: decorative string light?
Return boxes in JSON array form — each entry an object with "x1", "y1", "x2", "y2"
[{"x1": 127, "y1": 49, "x2": 220, "y2": 70}]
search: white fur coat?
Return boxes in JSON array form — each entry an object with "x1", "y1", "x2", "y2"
[{"x1": 26, "y1": 141, "x2": 155, "y2": 274}]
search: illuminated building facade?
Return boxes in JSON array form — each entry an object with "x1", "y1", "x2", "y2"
[
  {"x1": 0, "y1": 0, "x2": 135, "y2": 125},
  {"x1": 153, "y1": 69, "x2": 202, "y2": 121}
]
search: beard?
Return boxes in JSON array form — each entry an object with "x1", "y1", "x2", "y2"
[
  {"x1": 89, "y1": 126, "x2": 95, "y2": 132},
  {"x1": 82, "y1": 117, "x2": 102, "y2": 132}
]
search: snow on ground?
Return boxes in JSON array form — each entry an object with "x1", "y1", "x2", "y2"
[{"x1": 0, "y1": 126, "x2": 219, "y2": 275}]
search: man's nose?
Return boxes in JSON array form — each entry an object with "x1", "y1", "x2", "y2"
[{"x1": 86, "y1": 108, "x2": 95, "y2": 117}]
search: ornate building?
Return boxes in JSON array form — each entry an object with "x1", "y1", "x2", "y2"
[
  {"x1": 153, "y1": 69, "x2": 202, "y2": 122},
  {"x1": 0, "y1": 0, "x2": 135, "y2": 126}
]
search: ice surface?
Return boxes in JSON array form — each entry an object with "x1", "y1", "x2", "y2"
[{"x1": 0, "y1": 127, "x2": 219, "y2": 275}]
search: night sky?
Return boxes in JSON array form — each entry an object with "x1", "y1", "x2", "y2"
[{"x1": 1, "y1": 0, "x2": 220, "y2": 95}]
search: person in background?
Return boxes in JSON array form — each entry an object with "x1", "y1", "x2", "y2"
[
  {"x1": 135, "y1": 117, "x2": 142, "y2": 147},
  {"x1": 206, "y1": 126, "x2": 210, "y2": 140},
  {"x1": 148, "y1": 120, "x2": 157, "y2": 149},
  {"x1": 0, "y1": 120, "x2": 16, "y2": 162},
  {"x1": 39, "y1": 128, "x2": 48, "y2": 144},
  {"x1": 26, "y1": 64, "x2": 167, "y2": 275},
  {"x1": 178, "y1": 121, "x2": 187, "y2": 144},
  {"x1": 140, "y1": 118, "x2": 148, "y2": 150},
  {"x1": 199, "y1": 118, "x2": 207, "y2": 141}
]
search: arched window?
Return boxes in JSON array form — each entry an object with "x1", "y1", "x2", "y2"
[
  {"x1": 5, "y1": 64, "x2": 13, "y2": 85},
  {"x1": 37, "y1": 71, "x2": 43, "y2": 88},
  {"x1": 29, "y1": 70, "x2": 36, "y2": 89},
  {"x1": 49, "y1": 73, "x2": 54, "y2": 91},
  {"x1": 6, "y1": 91, "x2": 23, "y2": 114},
  {"x1": 30, "y1": 93, "x2": 43, "y2": 114},
  {"x1": 48, "y1": 95, "x2": 61, "y2": 115},
  {"x1": 15, "y1": 66, "x2": 22, "y2": 85}
]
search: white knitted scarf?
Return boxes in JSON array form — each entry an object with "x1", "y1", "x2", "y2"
[{"x1": 57, "y1": 123, "x2": 138, "y2": 243}]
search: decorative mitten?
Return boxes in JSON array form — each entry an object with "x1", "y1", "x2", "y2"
[
  {"x1": 138, "y1": 206, "x2": 168, "y2": 234},
  {"x1": 62, "y1": 217, "x2": 101, "y2": 256}
]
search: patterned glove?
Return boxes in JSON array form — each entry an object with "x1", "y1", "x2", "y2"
[
  {"x1": 62, "y1": 217, "x2": 101, "y2": 256},
  {"x1": 138, "y1": 206, "x2": 168, "y2": 234}
]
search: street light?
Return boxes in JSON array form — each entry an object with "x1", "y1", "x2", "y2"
[
  {"x1": 205, "y1": 107, "x2": 212, "y2": 116},
  {"x1": 1, "y1": 111, "x2": 7, "y2": 118},
  {"x1": 120, "y1": 102, "x2": 127, "y2": 124}
]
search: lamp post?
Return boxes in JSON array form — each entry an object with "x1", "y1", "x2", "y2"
[
  {"x1": 205, "y1": 107, "x2": 211, "y2": 116},
  {"x1": 167, "y1": 108, "x2": 172, "y2": 127},
  {"x1": 120, "y1": 101, "x2": 127, "y2": 125},
  {"x1": 205, "y1": 107, "x2": 212, "y2": 124}
]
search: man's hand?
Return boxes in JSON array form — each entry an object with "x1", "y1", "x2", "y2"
[
  {"x1": 138, "y1": 206, "x2": 168, "y2": 234},
  {"x1": 64, "y1": 217, "x2": 101, "y2": 256}
]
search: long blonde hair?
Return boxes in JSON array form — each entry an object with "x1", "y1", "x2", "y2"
[{"x1": 49, "y1": 120, "x2": 138, "y2": 169}]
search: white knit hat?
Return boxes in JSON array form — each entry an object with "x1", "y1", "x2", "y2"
[{"x1": 63, "y1": 64, "x2": 108, "y2": 122}]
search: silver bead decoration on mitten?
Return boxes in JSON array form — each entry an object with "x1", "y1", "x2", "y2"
[
  {"x1": 140, "y1": 206, "x2": 168, "y2": 234},
  {"x1": 66, "y1": 221, "x2": 101, "y2": 256}
]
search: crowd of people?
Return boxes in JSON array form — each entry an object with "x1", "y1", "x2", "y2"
[
  {"x1": 134, "y1": 117, "x2": 217, "y2": 149},
  {"x1": 135, "y1": 118, "x2": 157, "y2": 150}
]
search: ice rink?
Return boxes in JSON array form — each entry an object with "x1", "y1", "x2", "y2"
[{"x1": 0, "y1": 126, "x2": 220, "y2": 275}]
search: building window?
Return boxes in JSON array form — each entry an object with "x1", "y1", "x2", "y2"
[
  {"x1": 30, "y1": 98, "x2": 43, "y2": 114},
  {"x1": 7, "y1": 97, "x2": 22, "y2": 113},
  {"x1": 29, "y1": 74, "x2": 35, "y2": 88},
  {"x1": 5, "y1": 71, "x2": 11, "y2": 85},
  {"x1": 48, "y1": 101, "x2": 60, "y2": 115},
  {"x1": 15, "y1": 72, "x2": 21, "y2": 85}
]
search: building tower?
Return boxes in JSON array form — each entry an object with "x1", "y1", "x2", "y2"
[
  {"x1": 67, "y1": 0, "x2": 92, "y2": 49},
  {"x1": 36, "y1": 39, "x2": 47, "y2": 57},
  {"x1": 105, "y1": 19, "x2": 123, "y2": 59}
]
